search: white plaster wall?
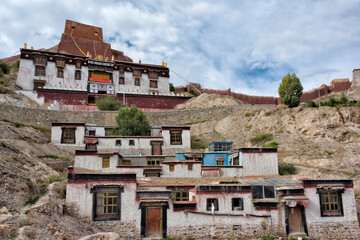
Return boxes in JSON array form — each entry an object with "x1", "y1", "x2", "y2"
[
  {"x1": 304, "y1": 187, "x2": 358, "y2": 223},
  {"x1": 66, "y1": 181, "x2": 140, "y2": 224},
  {"x1": 74, "y1": 154, "x2": 118, "y2": 172},
  {"x1": 162, "y1": 130, "x2": 191, "y2": 153},
  {"x1": 51, "y1": 126, "x2": 85, "y2": 147},
  {"x1": 16, "y1": 59, "x2": 35, "y2": 90},
  {"x1": 242, "y1": 152, "x2": 278, "y2": 176},
  {"x1": 162, "y1": 163, "x2": 202, "y2": 178},
  {"x1": 157, "y1": 76, "x2": 170, "y2": 95},
  {"x1": 96, "y1": 138, "x2": 153, "y2": 155}
]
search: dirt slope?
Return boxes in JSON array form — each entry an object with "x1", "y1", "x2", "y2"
[{"x1": 174, "y1": 93, "x2": 243, "y2": 110}]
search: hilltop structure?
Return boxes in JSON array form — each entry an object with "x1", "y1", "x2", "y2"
[
  {"x1": 16, "y1": 20, "x2": 190, "y2": 111},
  {"x1": 51, "y1": 122, "x2": 360, "y2": 239}
]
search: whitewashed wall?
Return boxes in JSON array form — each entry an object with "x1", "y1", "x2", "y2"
[
  {"x1": 162, "y1": 163, "x2": 202, "y2": 178},
  {"x1": 242, "y1": 152, "x2": 278, "y2": 176},
  {"x1": 51, "y1": 126, "x2": 85, "y2": 148}
]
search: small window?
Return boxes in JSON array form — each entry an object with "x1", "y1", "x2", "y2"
[
  {"x1": 75, "y1": 70, "x2": 81, "y2": 80},
  {"x1": 134, "y1": 77, "x2": 140, "y2": 86},
  {"x1": 216, "y1": 156, "x2": 225, "y2": 166},
  {"x1": 170, "y1": 130, "x2": 182, "y2": 145},
  {"x1": 61, "y1": 128, "x2": 75, "y2": 144},
  {"x1": 119, "y1": 76, "x2": 125, "y2": 84},
  {"x1": 251, "y1": 185, "x2": 276, "y2": 199},
  {"x1": 149, "y1": 71, "x2": 158, "y2": 79},
  {"x1": 173, "y1": 191, "x2": 189, "y2": 201},
  {"x1": 95, "y1": 190, "x2": 119, "y2": 220},
  {"x1": 75, "y1": 61, "x2": 81, "y2": 69},
  {"x1": 150, "y1": 80, "x2": 158, "y2": 88},
  {"x1": 122, "y1": 160, "x2": 131, "y2": 166},
  {"x1": 56, "y1": 59, "x2": 65, "y2": 67},
  {"x1": 206, "y1": 198, "x2": 219, "y2": 211},
  {"x1": 35, "y1": 66, "x2": 45, "y2": 76},
  {"x1": 233, "y1": 157, "x2": 239, "y2": 165},
  {"x1": 116, "y1": 140, "x2": 121, "y2": 146},
  {"x1": 129, "y1": 140, "x2": 135, "y2": 146},
  {"x1": 169, "y1": 165, "x2": 175, "y2": 172},
  {"x1": 102, "y1": 157, "x2": 110, "y2": 168},
  {"x1": 133, "y1": 70, "x2": 141, "y2": 77},
  {"x1": 119, "y1": 66, "x2": 124, "y2": 74},
  {"x1": 57, "y1": 67, "x2": 64, "y2": 78},
  {"x1": 34, "y1": 56, "x2": 47, "y2": 65},
  {"x1": 319, "y1": 190, "x2": 343, "y2": 217},
  {"x1": 188, "y1": 164, "x2": 193, "y2": 171},
  {"x1": 86, "y1": 143, "x2": 97, "y2": 150},
  {"x1": 147, "y1": 159, "x2": 162, "y2": 166},
  {"x1": 232, "y1": 198, "x2": 244, "y2": 211},
  {"x1": 88, "y1": 130, "x2": 96, "y2": 136}
]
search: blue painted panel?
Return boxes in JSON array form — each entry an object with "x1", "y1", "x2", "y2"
[
  {"x1": 175, "y1": 153, "x2": 185, "y2": 160},
  {"x1": 202, "y1": 153, "x2": 230, "y2": 166}
]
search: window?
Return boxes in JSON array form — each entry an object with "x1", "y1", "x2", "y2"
[
  {"x1": 147, "y1": 159, "x2": 162, "y2": 166},
  {"x1": 150, "y1": 80, "x2": 158, "y2": 88},
  {"x1": 149, "y1": 71, "x2": 158, "y2": 79},
  {"x1": 169, "y1": 165, "x2": 175, "y2": 172},
  {"x1": 102, "y1": 157, "x2": 110, "y2": 168},
  {"x1": 232, "y1": 198, "x2": 244, "y2": 211},
  {"x1": 75, "y1": 70, "x2": 81, "y2": 80},
  {"x1": 35, "y1": 66, "x2": 45, "y2": 76},
  {"x1": 75, "y1": 61, "x2": 81, "y2": 69},
  {"x1": 115, "y1": 140, "x2": 121, "y2": 146},
  {"x1": 34, "y1": 56, "x2": 47, "y2": 65},
  {"x1": 134, "y1": 77, "x2": 140, "y2": 86},
  {"x1": 56, "y1": 59, "x2": 65, "y2": 67},
  {"x1": 122, "y1": 160, "x2": 131, "y2": 166},
  {"x1": 188, "y1": 164, "x2": 193, "y2": 171},
  {"x1": 170, "y1": 130, "x2": 182, "y2": 145},
  {"x1": 119, "y1": 66, "x2": 124, "y2": 74},
  {"x1": 129, "y1": 140, "x2": 135, "y2": 146},
  {"x1": 319, "y1": 190, "x2": 343, "y2": 216},
  {"x1": 133, "y1": 70, "x2": 141, "y2": 77},
  {"x1": 206, "y1": 198, "x2": 219, "y2": 211},
  {"x1": 119, "y1": 76, "x2": 124, "y2": 84},
  {"x1": 251, "y1": 185, "x2": 276, "y2": 199},
  {"x1": 95, "y1": 190, "x2": 119, "y2": 220},
  {"x1": 61, "y1": 128, "x2": 75, "y2": 143},
  {"x1": 173, "y1": 191, "x2": 189, "y2": 201},
  {"x1": 216, "y1": 156, "x2": 225, "y2": 166},
  {"x1": 86, "y1": 143, "x2": 96, "y2": 150},
  {"x1": 233, "y1": 157, "x2": 239, "y2": 165},
  {"x1": 57, "y1": 67, "x2": 64, "y2": 78}
]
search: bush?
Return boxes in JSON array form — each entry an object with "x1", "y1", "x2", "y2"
[
  {"x1": 48, "y1": 175, "x2": 63, "y2": 183},
  {"x1": 113, "y1": 106, "x2": 151, "y2": 136},
  {"x1": 339, "y1": 92, "x2": 348, "y2": 104},
  {"x1": 25, "y1": 184, "x2": 47, "y2": 205},
  {"x1": 263, "y1": 141, "x2": 278, "y2": 148},
  {"x1": 19, "y1": 219, "x2": 31, "y2": 227},
  {"x1": 278, "y1": 163, "x2": 296, "y2": 175},
  {"x1": 250, "y1": 133, "x2": 272, "y2": 144},
  {"x1": 305, "y1": 100, "x2": 318, "y2": 108},
  {"x1": 169, "y1": 83, "x2": 175, "y2": 92},
  {"x1": 0, "y1": 85, "x2": 12, "y2": 94},
  {"x1": 96, "y1": 96, "x2": 122, "y2": 111},
  {"x1": 0, "y1": 61, "x2": 10, "y2": 75},
  {"x1": 278, "y1": 73, "x2": 303, "y2": 108}
]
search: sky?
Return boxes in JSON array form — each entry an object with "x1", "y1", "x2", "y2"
[{"x1": 0, "y1": 0, "x2": 359, "y2": 97}]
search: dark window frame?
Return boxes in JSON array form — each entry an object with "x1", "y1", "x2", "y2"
[
  {"x1": 251, "y1": 185, "x2": 276, "y2": 199},
  {"x1": 170, "y1": 130, "x2": 182, "y2": 145},
  {"x1": 188, "y1": 164, "x2": 193, "y2": 171},
  {"x1": 119, "y1": 76, "x2": 125, "y2": 84},
  {"x1": 35, "y1": 65, "x2": 46, "y2": 77},
  {"x1": 150, "y1": 80, "x2": 158, "y2": 88},
  {"x1": 34, "y1": 56, "x2": 47, "y2": 66},
  {"x1": 56, "y1": 59, "x2": 66, "y2": 67},
  {"x1": 115, "y1": 140, "x2": 121, "y2": 146},
  {"x1": 75, "y1": 70, "x2": 81, "y2": 80},
  {"x1": 169, "y1": 165, "x2": 175, "y2": 172},
  {"x1": 232, "y1": 198, "x2": 244, "y2": 211},
  {"x1": 206, "y1": 198, "x2": 219, "y2": 211},
  {"x1": 57, "y1": 67, "x2": 64, "y2": 78},
  {"x1": 129, "y1": 140, "x2": 135, "y2": 146},
  {"x1": 75, "y1": 61, "x2": 82, "y2": 69},
  {"x1": 102, "y1": 157, "x2": 110, "y2": 168},
  {"x1": 172, "y1": 190, "x2": 189, "y2": 201},
  {"x1": 61, "y1": 128, "x2": 76, "y2": 144},
  {"x1": 319, "y1": 190, "x2": 344, "y2": 217},
  {"x1": 92, "y1": 188, "x2": 122, "y2": 221},
  {"x1": 134, "y1": 77, "x2": 140, "y2": 86}
]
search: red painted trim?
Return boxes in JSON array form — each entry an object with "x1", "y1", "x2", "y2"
[
  {"x1": 89, "y1": 77, "x2": 111, "y2": 83},
  {"x1": 161, "y1": 127, "x2": 191, "y2": 130},
  {"x1": 75, "y1": 152, "x2": 118, "y2": 156},
  {"x1": 173, "y1": 208, "x2": 196, "y2": 212},
  {"x1": 85, "y1": 136, "x2": 163, "y2": 139},
  {"x1": 138, "y1": 184, "x2": 196, "y2": 187},
  {"x1": 173, "y1": 201, "x2": 197, "y2": 204},
  {"x1": 162, "y1": 162, "x2": 202, "y2": 165},
  {"x1": 67, "y1": 179, "x2": 137, "y2": 184},
  {"x1": 116, "y1": 166, "x2": 161, "y2": 169},
  {"x1": 196, "y1": 191, "x2": 251, "y2": 194},
  {"x1": 303, "y1": 185, "x2": 353, "y2": 189},
  {"x1": 242, "y1": 152, "x2": 277, "y2": 154},
  {"x1": 255, "y1": 207, "x2": 278, "y2": 211},
  {"x1": 202, "y1": 166, "x2": 244, "y2": 169}
]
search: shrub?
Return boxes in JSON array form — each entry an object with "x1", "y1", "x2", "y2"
[
  {"x1": 96, "y1": 96, "x2": 122, "y2": 111},
  {"x1": 113, "y1": 106, "x2": 151, "y2": 136},
  {"x1": 278, "y1": 73, "x2": 303, "y2": 108},
  {"x1": 263, "y1": 141, "x2": 278, "y2": 148},
  {"x1": 0, "y1": 85, "x2": 12, "y2": 94},
  {"x1": 305, "y1": 100, "x2": 318, "y2": 108},
  {"x1": 339, "y1": 92, "x2": 348, "y2": 104},
  {"x1": 0, "y1": 61, "x2": 10, "y2": 75},
  {"x1": 48, "y1": 175, "x2": 63, "y2": 183},
  {"x1": 60, "y1": 156, "x2": 70, "y2": 161},
  {"x1": 169, "y1": 83, "x2": 175, "y2": 92},
  {"x1": 278, "y1": 163, "x2": 296, "y2": 175},
  {"x1": 0, "y1": 75, "x2": 11, "y2": 86},
  {"x1": 250, "y1": 133, "x2": 272, "y2": 144},
  {"x1": 19, "y1": 219, "x2": 31, "y2": 227},
  {"x1": 25, "y1": 184, "x2": 47, "y2": 205}
]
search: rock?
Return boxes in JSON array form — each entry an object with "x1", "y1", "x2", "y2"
[
  {"x1": 79, "y1": 232, "x2": 120, "y2": 240},
  {"x1": 0, "y1": 207, "x2": 8, "y2": 214}
]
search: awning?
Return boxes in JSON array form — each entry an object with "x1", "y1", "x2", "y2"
[
  {"x1": 185, "y1": 153, "x2": 203, "y2": 158},
  {"x1": 282, "y1": 195, "x2": 309, "y2": 208},
  {"x1": 317, "y1": 184, "x2": 345, "y2": 191},
  {"x1": 215, "y1": 156, "x2": 225, "y2": 161},
  {"x1": 84, "y1": 139, "x2": 98, "y2": 144}
]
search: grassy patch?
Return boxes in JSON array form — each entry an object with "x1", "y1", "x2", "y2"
[
  {"x1": 305, "y1": 100, "x2": 318, "y2": 108},
  {"x1": 278, "y1": 163, "x2": 296, "y2": 175},
  {"x1": 4, "y1": 156, "x2": 12, "y2": 162},
  {"x1": 48, "y1": 175, "x2": 63, "y2": 184},
  {"x1": 39, "y1": 154, "x2": 59, "y2": 159},
  {"x1": 184, "y1": 120, "x2": 206, "y2": 125},
  {"x1": 61, "y1": 188, "x2": 66, "y2": 199},
  {"x1": 191, "y1": 136, "x2": 207, "y2": 149},
  {"x1": 261, "y1": 236, "x2": 275, "y2": 240},
  {"x1": 245, "y1": 109, "x2": 258, "y2": 117},
  {"x1": 25, "y1": 184, "x2": 47, "y2": 205},
  {"x1": 245, "y1": 124, "x2": 252, "y2": 130},
  {"x1": 263, "y1": 141, "x2": 278, "y2": 148},
  {"x1": 60, "y1": 156, "x2": 70, "y2": 161},
  {"x1": 326, "y1": 151, "x2": 334, "y2": 157},
  {"x1": 19, "y1": 219, "x2": 31, "y2": 227},
  {"x1": 12, "y1": 121, "x2": 50, "y2": 132},
  {"x1": 250, "y1": 133, "x2": 272, "y2": 144},
  {"x1": 7, "y1": 230, "x2": 17, "y2": 239},
  {"x1": 0, "y1": 85, "x2": 12, "y2": 94}
]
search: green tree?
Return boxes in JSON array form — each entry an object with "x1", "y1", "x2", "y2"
[
  {"x1": 278, "y1": 73, "x2": 303, "y2": 108},
  {"x1": 113, "y1": 106, "x2": 151, "y2": 136},
  {"x1": 96, "y1": 96, "x2": 122, "y2": 111},
  {"x1": 169, "y1": 83, "x2": 175, "y2": 92}
]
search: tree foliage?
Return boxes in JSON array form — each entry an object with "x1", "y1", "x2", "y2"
[
  {"x1": 278, "y1": 73, "x2": 303, "y2": 108},
  {"x1": 169, "y1": 83, "x2": 175, "y2": 92},
  {"x1": 113, "y1": 106, "x2": 151, "y2": 136},
  {"x1": 96, "y1": 96, "x2": 122, "y2": 111}
]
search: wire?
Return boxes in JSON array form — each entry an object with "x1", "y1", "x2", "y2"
[{"x1": 169, "y1": 67, "x2": 202, "y2": 95}]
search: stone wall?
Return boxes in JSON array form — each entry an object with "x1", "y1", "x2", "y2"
[
  {"x1": 0, "y1": 103, "x2": 272, "y2": 128},
  {"x1": 94, "y1": 220, "x2": 140, "y2": 239},
  {"x1": 307, "y1": 221, "x2": 360, "y2": 240}
]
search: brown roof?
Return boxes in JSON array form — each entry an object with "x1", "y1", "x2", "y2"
[{"x1": 64, "y1": 19, "x2": 103, "y2": 42}]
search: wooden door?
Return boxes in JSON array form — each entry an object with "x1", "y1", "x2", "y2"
[
  {"x1": 146, "y1": 207, "x2": 162, "y2": 237},
  {"x1": 288, "y1": 206, "x2": 303, "y2": 233},
  {"x1": 152, "y1": 143, "x2": 162, "y2": 155}
]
